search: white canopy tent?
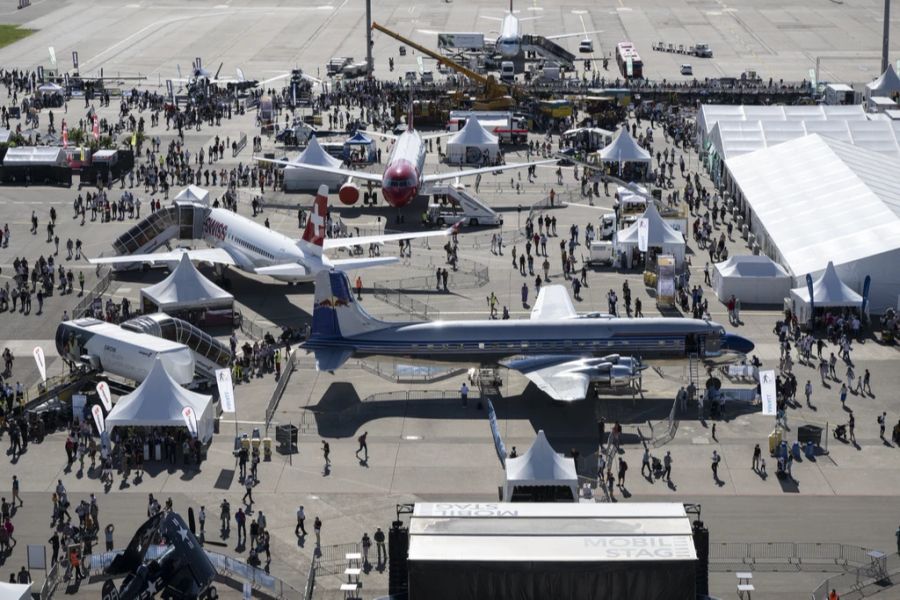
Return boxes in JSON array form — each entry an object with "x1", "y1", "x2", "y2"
[
  {"x1": 3, "y1": 146, "x2": 67, "y2": 167},
  {"x1": 713, "y1": 255, "x2": 792, "y2": 304},
  {"x1": 0, "y1": 583, "x2": 31, "y2": 600},
  {"x1": 789, "y1": 261, "x2": 864, "y2": 324},
  {"x1": 446, "y1": 118, "x2": 500, "y2": 165},
  {"x1": 615, "y1": 201, "x2": 686, "y2": 268},
  {"x1": 866, "y1": 65, "x2": 900, "y2": 101},
  {"x1": 598, "y1": 128, "x2": 651, "y2": 164},
  {"x1": 106, "y1": 359, "x2": 214, "y2": 443},
  {"x1": 283, "y1": 136, "x2": 346, "y2": 192},
  {"x1": 504, "y1": 430, "x2": 577, "y2": 502},
  {"x1": 174, "y1": 185, "x2": 209, "y2": 206},
  {"x1": 140, "y1": 254, "x2": 233, "y2": 313}
]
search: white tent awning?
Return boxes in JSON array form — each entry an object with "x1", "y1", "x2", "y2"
[
  {"x1": 504, "y1": 430, "x2": 577, "y2": 501},
  {"x1": 598, "y1": 129, "x2": 651, "y2": 163},
  {"x1": 713, "y1": 255, "x2": 792, "y2": 304},
  {"x1": 140, "y1": 254, "x2": 233, "y2": 312},
  {"x1": 174, "y1": 185, "x2": 210, "y2": 206}
]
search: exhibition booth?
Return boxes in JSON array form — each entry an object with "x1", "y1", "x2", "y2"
[{"x1": 503, "y1": 430, "x2": 577, "y2": 502}]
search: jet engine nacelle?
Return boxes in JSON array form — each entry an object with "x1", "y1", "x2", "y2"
[
  {"x1": 338, "y1": 182, "x2": 360, "y2": 205},
  {"x1": 609, "y1": 364, "x2": 639, "y2": 387}
]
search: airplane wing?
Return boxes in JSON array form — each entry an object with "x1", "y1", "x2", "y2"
[
  {"x1": 88, "y1": 248, "x2": 236, "y2": 266},
  {"x1": 358, "y1": 129, "x2": 398, "y2": 141},
  {"x1": 423, "y1": 159, "x2": 556, "y2": 184},
  {"x1": 481, "y1": 16, "x2": 503, "y2": 22},
  {"x1": 260, "y1": 73, "x2": 292, "y2": 86},
  {"x1": 254, "y1": 262, "x2": 309, "y2": 278},
  {"x1": 325, "y1": 256, "x2": 400, "y2": 270},
  {"x1": 530, "y1": 285, "x2": 577, "y2": 320},
  {"x1": 503, "y1": 355, "x2": 591, "y2": 402},
  {"x1": 322, "y1": 225, "x2": 454, "y2": 250},
  {"x1": 422, "y1": 131, "x2": 454, "y2": 141},
  {"x1": 254, "y1": 157, "x2": 384, "y2": 184},
  {"x1": 546, "y1": 30, "x2": 603, "y2": 41}
]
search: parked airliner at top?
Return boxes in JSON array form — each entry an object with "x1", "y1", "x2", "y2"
[
  {"x1": 305, "y1": 270, "x2": 755, "y2": 401},
  {"x1": 89, "y1": 185, "x2": 454, "y2": 283},
  {"x1": 256, "y1": 107, "x2": 552, "y2": 208},
  {"x1": 479, "y1": 0, "x2": 602, "y2": 57}
]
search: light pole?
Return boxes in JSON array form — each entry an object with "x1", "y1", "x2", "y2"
[{"x1": 366, "y1": 0, "x2": 374, "y2": 78}]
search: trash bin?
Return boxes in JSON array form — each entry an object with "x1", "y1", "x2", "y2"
[
  {"x1": 276, "y1": 424, "x2": 299, "y2": 454},
  {"x1": 797, "y1": 424, "x2": 822, "y2": 447},
  {"x1": 791, "y1": 441, "x2": 801, "y2": 460},
  {"x1": 768, "y1": 427, "x2": 783, "y2": 455}
]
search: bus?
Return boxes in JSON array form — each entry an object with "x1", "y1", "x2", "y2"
[{"x1": 615, "y1": 42, "x2": 643, "y2": 79}]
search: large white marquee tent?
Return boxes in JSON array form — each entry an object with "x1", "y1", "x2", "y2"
[
  {"x1": 725, "y1": 134, "x2": 900, "y2": 312},
  {"x1": 713, "y1": 255, "x2": 792, "y2": 304}
]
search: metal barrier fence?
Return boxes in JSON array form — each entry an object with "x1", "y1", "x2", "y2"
[
  {"x1": 315, "y1": 542, "x2": 361, "y2": 576},
  {"x1": 237, "y1": 308, "x2": 271, "y2": 341},
  {"x1": 234, "y1": 132, "x2": 247, "y2": 157},
  {"x1": 710, "y1": 542, "x2": 879, "y2": 571},
  {"x1": 73, "y1": 265, "x2": 113, "y2": 318},
  {"x1": 363, "y1": 389, "x2": 481, "y2": 404},
  {"x1": 265, "y1": 349, "x2": 299, "y2": 432},
  {"x1": 372, "y1": 285, "x2": 438, "y2": 320},
  {"x1": 811, "y1": 552, "x2": 899, "y2": 599},
  {"x1": 649, "y1": 396, "x2": 680, "y2": 448},
  {"x1": 303, "y1": 556, "x2": 318, "y2": 600},
  {"x1": 39, "y1": 559, "x2": 60, "y2": 600}
]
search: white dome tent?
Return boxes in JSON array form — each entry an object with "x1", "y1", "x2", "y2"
[
  {"x1": 713, "y1": 255, "x2": 792, "y2": 304},
  {"x1": 503, "y1": 430, "x2": 578, "y2": 502},
  {"x1": 283, "y1": 136, "x2": 346, "y2": 192},
  {"x1": 789, "y1": 261, "x2": 865, "y2": 325},
  {"x1": 446, "y1": 118, "x2": 500, "y2": 165},
  {"x1": 106, "y1": 358, "x2": 214, "y2": 443}
]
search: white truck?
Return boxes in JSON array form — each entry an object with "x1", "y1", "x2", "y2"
[
  {"x1": 500, "y1": 61, "x2": 516, "y2": 82},
  {"x1": 588, "y1": 241, "x2": 615, "y2": 265}
]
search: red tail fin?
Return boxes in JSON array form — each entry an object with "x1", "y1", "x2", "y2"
[{"x1": 302, "y1": 184, "x2": 328, "y2": 247}]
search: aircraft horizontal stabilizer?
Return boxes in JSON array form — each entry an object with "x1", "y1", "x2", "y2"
[
  {"x1": 254, "y1": 262, "x2": 309, "y2": 278},
  {"x1": 326, "y1": 256, "x2": 399, "y2": 270},
  {"x1": 315, "y1": 348, "x2": 353, "y2": 372}
]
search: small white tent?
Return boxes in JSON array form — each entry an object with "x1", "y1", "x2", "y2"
[
  {"x1": 106, "y1": 359, "x2": 214, "y2": 443},
  {"x1": 615, "y1": 201, "x2": 686, "y2": 267},
  {"x1": 140, "y1": 254, "x2": 234, "y2": 314},
  {"x1": 789, "y1": 261, "x2": 864, "y2": 324},
  {"x1": 598, "y1": 129, "x2": 651, "y2": 165},
  {"x1": 174, "y1": 185, "x2": 210, "y2": 206},
  {"x1": 713, "y1": 255, "x2": 792, "y2": 304},
  {"x1": 0, "y1": 582, "x2": 31, "y2": 600},
  {"x1": 504, "y1": 430, "x2": 578, "y2": 502},
  {"x1": 446, "y1": 118, "x2": 500, "y2": 165},
  {"x1": 866, "y1": 65, "x2": 900, "y2": 100},
  {"x1": 283, "y1": 136, "x2": 346, "y2": 192}
]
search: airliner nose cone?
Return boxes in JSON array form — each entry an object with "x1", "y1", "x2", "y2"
[
  {"x1": 382, "y1": 161, "x2": 417, "y2": 208},
  {"x1": 722, "y1": 333, "x2": 755, "y2": 355}
]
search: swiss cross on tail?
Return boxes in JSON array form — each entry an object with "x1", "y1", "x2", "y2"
[{"x1": 302, "y1": 184, "x2": 329, "y2": 248}]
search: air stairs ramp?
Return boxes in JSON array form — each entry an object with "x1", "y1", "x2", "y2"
[
  {"x1": 122, "y1": 314, "x2": 232, "y2": 382},
  {"x1": 429, "y1": 183, "x2": 501, "y2": 227},
  {"x1": 522, "y1": 34, "x2": 575, "y2": 70},
  {"x1": 110, "y1": 200, "x2": 209, "y2": 268}
]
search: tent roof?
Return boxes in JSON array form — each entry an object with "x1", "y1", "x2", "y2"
[
  {"x1": 448, "y1": 117, "x2": 499, "y2": 146},
  {"x1": 725, "y1": 134, "x2": 900, "y2": 276},
  {"x1": 290, "y1": 135, "x2": 343, "y2": 168},
  {"x1": 505, "y1": 430, "x2": 576, "y2": 485},
  {"x1": 598, "y1": 129, "x2": 651, "y2": 163},
  {"x1": 38, "y1": 82, "x2": 63, "y2": 92},
  {"x1": 174, "y1": 185, "x2": 209, "y2": 205},
  {"x1": 106, "y1": 359, "x2": 211, "y2": 428},
  {"x1": 715, "y1": 255, "x2": 790, "y2": 278},
  {"x1": 791, "y1": 261, "x2": 863, "y2": 306},
  {"x1": 346, "y1": 132, "x2": 373, "y2": 144},
  {"x1": 699, "y1": 104, "x2": 867, "y2": 138},
  {"x1": 3, "y1": 146, "x2": 66, "y2": 165},
  {"x1": 866, "y1": 64, "x2": 900, "y2": 94},
  {"x1": 140, "y1": 254, "x2": 233, "y2": 309},
  {"x1": 616, "y1": 201, "x2": 684, "y2": 246},
  {"x1": 0, "y1": 582, "x2": 31, "y2": 600}
]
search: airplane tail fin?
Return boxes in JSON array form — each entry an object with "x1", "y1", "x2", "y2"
[
  {"x1": 299, "y1": 184, "x2": 328, "y2": 255},
  {"x1": 311, "y1": 269, "x2": 382, "y2": 340}
]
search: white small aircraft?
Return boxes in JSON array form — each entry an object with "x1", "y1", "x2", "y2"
[{"x1": 89, "y1": 185, "x2": 455, "y2": 283}]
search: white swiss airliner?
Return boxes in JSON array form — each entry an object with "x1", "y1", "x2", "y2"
[
  {"x1": 257, "y1": 105, "x2": 551, "y2": 209},
  {"x1": 89, "y1": 185, "x2": 454, "y2": 283}
]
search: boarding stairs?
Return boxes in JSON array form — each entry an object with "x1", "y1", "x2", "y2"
[
  {"x1": 121, "y1": 315, "x2": 232, "y2": 382},
  {"x1": 521, "y1": 35, "x2": 575, "y2": 70},
  {"x1": 110, "y1": 200, "x2": 210, "y2": 266},
  {"x1": 428, "y1": 183, "x2": 501, "y2": 227}
]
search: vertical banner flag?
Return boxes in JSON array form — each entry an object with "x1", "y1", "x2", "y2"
[
  {"x1": 805, "y1": 273, "x2": 815, "y2": 324},
  {"x1": 91, "y1": 404, "x2": 106, "y2": 434},
  {"x1": 215, "y1": 368, "x2": 235, "y2": 413},
  {"x1": 637, "y1": 218, "x2": 649, "y2": 252},
  {"x1": 33, "y1": 346, "x2": 46, "y2": 382},
  {"x1": 62, "y1": 120, "x2": 68, "y2": 148},
  {"x1": 861, "y1": 275, "x2": 871, "y2": 316},
  {"x1": 92, "y1": 115, "x2": 99, "y2": 141},
  {"x1": 48, "y1": 46, "x2": 57, "y2": 68},
  {"x1": 96, "y1": 382, "x2": 112, "y2": 412},
  {"x1": 182, "y1": 407, "x2": 198, "y2": 438},
  {"x1": 36, "y1": 66, "x2": 44, "y2": 82},
  {"x1": 486, "y1": 399, "x2": 507, "y2": 468},
  {"x1": 166, "y1": 79, "x2": 174, "y2": 104},
  {"x1": 759, "y1": 369, "x2": 777, "y2": 416},
  {"x1": 72, "y1": 51, "x2": 78, "y2": 70}
]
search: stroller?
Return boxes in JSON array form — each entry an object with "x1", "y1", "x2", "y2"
[
  {"x1": 651, "y1": 455, "x2": 663, "y2": 478},
  {"x1": 833, "y1": 423, "x2": 847, "y2": 442}
]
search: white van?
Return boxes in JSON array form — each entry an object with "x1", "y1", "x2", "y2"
[
  {"x1": 579, "y1": 38, "x2": 594, "y2": 53},
  {"x1": 500, "y1": 61, "x2": 515, "y2": 82},
  {"x1": 680, "y1": 64, "x2": 693, "y2": 76},
  {"x1": 589, "y1": 241, "x2": 615, "y2": 265}
]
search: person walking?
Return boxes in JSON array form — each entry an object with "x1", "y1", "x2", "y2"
[
  {"x1": 242, "y1": 477, "x2": 254, "y2": 505},
  {"x1": 641, "y1": 448, "x2": 652, "y2": 480},
  {"x1": 617, "y1": 457, "x2": 628, "y2": 487},
  {"x1": 296, "y1": 505, "x2": 307, "y2": 536},
  {"x1": 752, "y1": 444, "x2": 761, "y2": 471},
  {"x1": 322, "y1": 441, "x2": 330, "y2": 465},
  {"x1": 663, "y1": 451, "x2": 672, "y2": 482},
  {"x1": 879, "y1": 412, "x2": 887, "y2": 439},
  {"x1": 104, "y1": 524, "x2": 114, "y2": 551},
  {"x1": 361, "y1": 532, "x2": 372, "y2": 567},
  {"x1": 848, "y1": 412, "x2": 856, "y2": 444},
  {"x1": 235, "y1": 508, "x2": 246, "y2": 545},
  {"x1": 314, "y1": 516, "x2": 322, "y2": 547},
  {"x1": 460, "y1": 382, "x2": 469, "y2": 407},
  {"x1": 840, "y1": 383, "x2": 848, "y2": 408},
  {"x1": 804, "y1": 380, "x2": 813, "y2": 407},
  {"x1": 11, "y1": 476, "x2": 21, "y2": 508},
  {"x1": 220, "y1": 499, "x2": 230, "y2": 535},
  {"x1": 355, "y1": 276, "x2": 363, "y2": 300},
  {"x1": 198, "y1": 506, "x2": 206, "y2": 537},
  {"x1": 374, "y1": 527, "x2": 386, "y2": 564},
  {"x1": 711, "y1": 450, "x2": 721, "y2": 480},
  {"x1": 356, "y1": 431, "x2": 368, "y2": 461}
]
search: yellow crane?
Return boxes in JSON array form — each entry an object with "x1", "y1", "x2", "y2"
[{"x1": 371, "y1": 21, "x2": 516, "y2": 110}]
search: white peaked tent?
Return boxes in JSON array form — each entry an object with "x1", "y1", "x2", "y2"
[
  {"x1": 446, "y1": 117, "x2": 500, "y2": 165},
  {"x1": 0, "y1": 583, "x2": 31, "y2": 600},
  {"x1": 283, "y1": 135, "x2": 346, "y2": 192},
  {"x1": 615, "y1": 201, "x2": 686, "y2": 267},
  {"x1": 106, "y1": 359, "x2": 214, "y2": 443},
  {"x1": 504, "y1": 430, "x2": 578, "y2": 502},
  {"x1": 789, "y1": 261, "x2": 864, "y2": 323},
  {"x1": 713, "y1": 255, "x2": 792, "y2": 304},
  {"x1": 866, "y1": 65, "x2": 900, "y2": 99},
  {"x1": 598, "y1": 128, "x2": 651, "y2": 165},
  {"x1": 140, "y1": 254, "x2": 234, "y2": 313},
  {"x1": 174, "y1": 185, "x2": 210, "y2": 205}
]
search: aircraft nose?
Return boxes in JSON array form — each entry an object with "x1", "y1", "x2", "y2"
[
  {"x1": 382, "y1": 161, "x2": 417, "y2": 208},
  {"x1": 721, "y1": 333, "x2": 755, "y2": 355}
]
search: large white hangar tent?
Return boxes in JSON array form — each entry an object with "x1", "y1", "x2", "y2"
[
  {"x1": 712, "y1": 255, "x2": 792, "y2": 304},
  {"x1": 407, "y1": 502, "x2": 698, "y2": 600},
  {"x1": 282, "y1": 136, "x2": 346, "y2": 192},
  {"x1": 725, "y1": 134, "x2": 900, "y2": 312}
]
